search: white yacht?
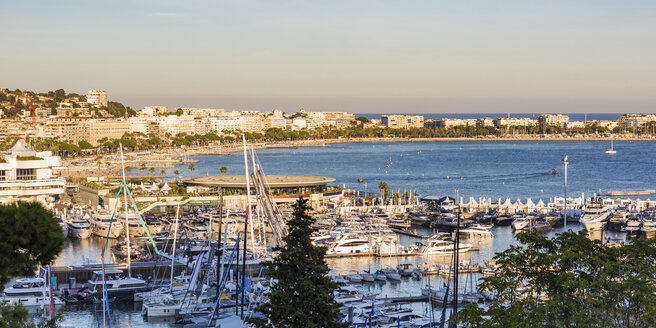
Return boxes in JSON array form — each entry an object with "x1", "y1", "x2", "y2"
[
  {"x1": 512, "y1": 216, "x2": 531, "y2": 230},
  {"x1": 579, "y1": 198, "x2": 611, "y2": 231},
  {"x1": 326, "y1": 233, "x2": 371, "y2": 255},
  {"x1": 459, "y1": 224, "x2": 494, "y2": 238},
  {"x1": 83, "y1": 269, "x2": 149, "y2": 300},
  {"x1": 90, "y1": 213, "x2": 124, "y2": 239},
  {"x1": 66, "y1": 219, "x2": 92, "y2": 239},
  {"x1": 421, "y1": 236, "x2": 472, "y2": 255},
  {"x1": 0, "y1": 277, "x2": 64, "y2": 307}
]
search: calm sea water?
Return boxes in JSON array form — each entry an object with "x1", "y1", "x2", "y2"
[
  {"x1": 172, "y1": 141, "x2": 656, "y2": 201},
  {"x1": 58, "y1": 140, "x2": 653, "y2": 326}
]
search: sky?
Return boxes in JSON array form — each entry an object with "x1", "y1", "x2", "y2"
[{"x1": 1, "y1": 0, "x2": 655, "y2": 113}]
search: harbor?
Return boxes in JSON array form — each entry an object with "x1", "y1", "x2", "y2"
[{"x1": 3, "y1": 139, "x2": 656, "y2": 327}]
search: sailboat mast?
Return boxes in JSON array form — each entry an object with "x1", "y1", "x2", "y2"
[
  {"x1": 241, "y1": 134, "x2": 250, "y2": 318},
  {"x1": 119, "y1": 143, "x2": 131, "y2": 278},
  {"x1": 170, "y1": 203, "x2": 180, "y2": 287}
]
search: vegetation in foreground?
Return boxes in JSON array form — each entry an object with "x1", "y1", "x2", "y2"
[
  {"x1": 455, "y1": 230, "x2": 656, "y2": 328},
  {"x1": 251, "y1": 198, "x2": 346, "y2": 328},
  {"x1": 0, "y1": 202, "x2": 65, "y2": 327}
]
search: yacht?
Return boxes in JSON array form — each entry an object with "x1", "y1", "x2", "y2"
[
  {"x1": 66, "y1": 219, "x2": 92, "y2": 239},
  {"x1": 512, "y1": 216, "x2": 531, "y2": 230},
  {"x1": 0, "y1": 277, "x2": 64, "y2": 307},
  {"x1": 90, "y1": 213, "x2": 124, "y2": 239},
  {"x1": 459, "y1": 224, "x2": 494, "y2": 238},
  {"x1": 421, "y1": 235, "x2": 472, "y2": 255},
  {"x1": 579, "y1": 198, "x2": 611, "y2": 231},
  {"x1": 82, "y1": 269, "x2": 149, "y2": 301},
  {"x1": 326, "y1": 233, "x2": 371, "y2": 255}
]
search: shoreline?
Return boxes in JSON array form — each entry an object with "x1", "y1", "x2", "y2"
[{"x1": 61, "y1": 135, "x2": 654, "y2": 171}]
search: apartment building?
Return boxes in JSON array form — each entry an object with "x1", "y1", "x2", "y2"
[
  {"x1": 381, "y1": 115, "x2": 425, "y2": 129},
  {"x1": 538, "y1": 114, "x2": 569, "y2": 127},
  {"x1": 87, "y1": 90, "x2": 108, "y2": 107},
  {"x1": 617, "y1": 114, "x2": 656, "y2": 129},
  {"x1": 494, "y1": 117, "x2": 537, "y2": 127}
]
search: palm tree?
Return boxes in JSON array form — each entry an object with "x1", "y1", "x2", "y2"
[
  {"x1": 188, "y1": 164, "x2": 195, "y2": 178},
  {"x1": 220, "y1": 166, "x2": 227, "y2": 176},
  {"x1": 148, "y1": 167, "x2": 155, "y2": 176},
  {"x1": 140, "y1": 163, "x2": 146, "y2": 177},
  {"x1": 174, "y1": 169, "x2": 180, "y2": 181},
  {"x1": 378, "y1": 181, "x2": 389, "y2": 204}
]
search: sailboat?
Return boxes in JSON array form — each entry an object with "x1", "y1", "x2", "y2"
[{"x1": 605, "y1": 139, "x2": 616, "y2": 154}]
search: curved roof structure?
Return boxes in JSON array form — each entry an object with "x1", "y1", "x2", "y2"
[{"x1": 184, "y1": 175, "x2": 335, "y2": 188}]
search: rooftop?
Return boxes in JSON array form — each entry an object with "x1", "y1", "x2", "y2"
[{"x1": 184, "y1": 175, "x2": 335, "y2": 188}]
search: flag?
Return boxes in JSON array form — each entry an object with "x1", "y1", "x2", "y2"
[
  {"x1": 397, "y1": 315, "x2": 400, "y2": 328},
  {"x1": 371, "y1": 301, "x2": 374, "y2": 317}
]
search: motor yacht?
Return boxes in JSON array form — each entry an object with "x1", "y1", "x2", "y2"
[
  {"x1": 90, "y1": 213, "x2": 124, "y2": 238},
  {"x1": 579, "y1": 198, "x2": 611, "y2": 231},
  {"x1": 421, "y1": 235, "x2": 472, "y2": 255},
  {"x1": 325, "y1": 233, "x2": 371, "y2": 255},
  {"x1": 82, "y1": 269, "x2": 149, "y2": 301},
  {"x1": 0, "y1": 277, "x2": 64, "y2": 307},
  {"x1": 66, "y1": 219, "x2": 92, "y2": 239}
]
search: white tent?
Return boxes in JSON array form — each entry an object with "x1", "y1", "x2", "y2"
[
  {"x1": 536, "y1": 199, "x2": 546, "y2": 208},
  {"x1": 503, "y1": 198, "x2": 512, "y2": 207},
  {"x1": 469, "y1": 197, "x2": 478, "y2": 206},
  {"x1": 149, "y1": 184, "x2": 160, "y2": 193},
  {"x1": 515, "y1": 198, "x2": 524, "y2": 208},
  {"x1": 525, "y1": 198, "x2": 535, "y2": 208},
  {"x1": 139, "y1": 182, "x2": 147, "y2": 190},
  {"x1": 160, "y1": 183, "x2": 172, "y2": 194}
]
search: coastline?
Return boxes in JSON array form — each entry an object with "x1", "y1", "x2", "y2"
[{"x1": 61, "y1": 135, "x2": 653, "y2": 173}]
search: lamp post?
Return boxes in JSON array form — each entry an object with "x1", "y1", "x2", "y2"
[{"x1": 562, "y1": 155, "x2": 568, "y2": 229}]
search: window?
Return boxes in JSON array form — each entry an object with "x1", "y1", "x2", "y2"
[
  {"x1": 0, "y1": 170, "x2": 5, "y2": 181},
  {"x1": 16, "y1": 168, "x2": 35, "y2": 181}
]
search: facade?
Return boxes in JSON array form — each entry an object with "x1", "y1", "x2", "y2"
[
  {"x1": 431, "y1": 118, "x2": 477, "y2": 128},
  {"x1": 86, "y1": 90, "x2": 108, "y2": 107},
  {"x1": 381, "y1": 115, "x2": 425, "y2": 129},
  {"x1": 184, "y1": 175, "x2": 336, "y2": 195},
  {"x1": 0, "y1": 141, "x2": 65, "y2": 205},
  {"x1": 86, "y1": 119, "x2": 130, "y2": 145},
  {"x1": 177, "y1": 107, "x2": 226, "y2": 117},
  {"x1": 538, "y1": 114, "x2": 569, "y2": 127},
  {"x1": 617, "y1": 114, "x2": 656, "y2": 129},
  {"x1": 494, "y1": 117, "x2": 537, "y2": 127},
  {"x1": 138, "y1": 106, "x2": 168, "y2": 117},
  {"x1": 476, "y1": 118, "x2": 495, "y2": 128}
]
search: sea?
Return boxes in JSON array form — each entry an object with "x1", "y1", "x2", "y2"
[{"x1": 54, "y1": 140, "x2": 654, "y2": 326}]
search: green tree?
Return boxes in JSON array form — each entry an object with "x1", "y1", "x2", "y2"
[
  {"x1": 252, "y1": 198, "x2": 346, "y2": 328},
  {"x1": 139, "y1": 163, "x2": 147, "y2": 176},
  {"x1": 378, "y1": 181, "x2": 389, "y2": 203},
  {"x1": 455, "y1": 230, "x2": 656, "y2": 328},
  {"x1": 0, "y1": 202, "x2": 65, "y2": 328},
  {"x1": 148, "y1": 167, "x2": 155, "y2": 176},
  {"x1": 188, "y1": 164, "x2": 195, "y2": 178},
  {"x1": 219, "y1": 166, "x2": 227, "y2": 176},
  {"x1": 78, "y1": 140, "x2": 94, "y2": 150},
  {"x1": 174, "y1": 169, "x2": 180, "y2": 179}
]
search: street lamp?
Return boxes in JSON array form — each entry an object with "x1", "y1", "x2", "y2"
[{"x1": 562, "y1": 155, "x2": 568, "y2": 229}]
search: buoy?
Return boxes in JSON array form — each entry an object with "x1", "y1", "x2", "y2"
[
  {"x1": 385, "y1": 171, "x2": 388, "y2": 174},
  {"x1": 502, "y1": 181, "x2": 505, "y2": 185},
  {"x1": 460, "y1": 177, "x2": 463, "y2": 180},
  {"x1": 541, "y1": 189, "x2": 543, "y2": 193},
  {"x1": 447, "y1": 176, "x2": 450, "y2": 179},
  {"x1": 422, "y1": 174, "x2": 424, "y2": 177}
]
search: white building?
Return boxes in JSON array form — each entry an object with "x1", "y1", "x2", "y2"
[
  {"x1": 494, "y1": 117, "x2": 537, "y2": 127},
  {"x1": 0, "y1": 141, "x2": 65, "y2": 206},
  {"x1": 538, "y1": 114, "x2": 569, "y2": 127},
  {"x1": 87, "y1": 90, "x2": 108, "y2": 107}
]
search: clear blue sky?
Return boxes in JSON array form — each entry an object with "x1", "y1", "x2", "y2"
[{"x1": 1, "y1": 1, "x2": 655, "y2": 113}]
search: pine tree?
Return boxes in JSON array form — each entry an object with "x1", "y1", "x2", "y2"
[{"x1": 252, "y1": 198, "x2": 346, "y2": 328}]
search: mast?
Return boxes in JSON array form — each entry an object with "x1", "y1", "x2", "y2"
[
  {"x1": 241, "y1": 134, "x2": 250, "y2": 318},
  {"x1": 249, "y1": 146, "x2": 258, "y2": 253},
  {"x1": 170, "y1": 203, "x2": 180, "y2": 287},
  {"x1": 119, "y1": 143, "x2": 131, "y2": 278}
]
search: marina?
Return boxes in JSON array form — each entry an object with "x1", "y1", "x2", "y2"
[{"x1": 3, "y1": 140, "x2": 656, "y2": 327}]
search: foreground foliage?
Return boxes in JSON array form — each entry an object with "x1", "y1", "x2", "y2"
[
  {"x1": 252, "y1": 198, "x2": 346, "y2": 328},
  {"x1": 455, "y1": 230, "x2": 656, "y2": 328}
]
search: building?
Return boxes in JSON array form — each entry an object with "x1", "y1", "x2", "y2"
[
  {"x1": 429, "y1": 118, "x2": 477, "y2": 129},
  {"x1": 138, "y1": 106, "x2": 168, "y2": 117},
  {"x1": 494, "y1": 117, "x2": 537, "y2": 127},
  {"x1": 381, "y1": 115, "x2": 425, "y2": 129},
  {"x1": 87, "y1": 90, "x2": 108, "y2": 107},
  {"x1": 85, "y1": 119, "x2": 130, "y2": 145},
  {"x1": 617, "y1": 114, "x2": 656, "y2": 129},
  {"x1": 176, "y1": 107, "x2": 226, "y2": 117},
  {"x1": 184, "y1": 175, "x2": 336, "y2": 196},
  {"x1": 476, "y1": 118, "x2": 495, "y2": 128},
  {"x1": 538, "y1": 114, "x2": 569, "y2": 127},
  {"x1": 0, "y1": 140, "x2": 65, "y2": 205}
]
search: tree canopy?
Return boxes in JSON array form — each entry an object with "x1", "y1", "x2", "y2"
[
  {"x1": 455, "y1": 230, "x2": 656, "y2": 328},
  {"x1": 252, "y1": 198, "x2": 346, "y2": 328},
  {"x1": 0, "y1": 202, "x2": 65, "y2": 290}
]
